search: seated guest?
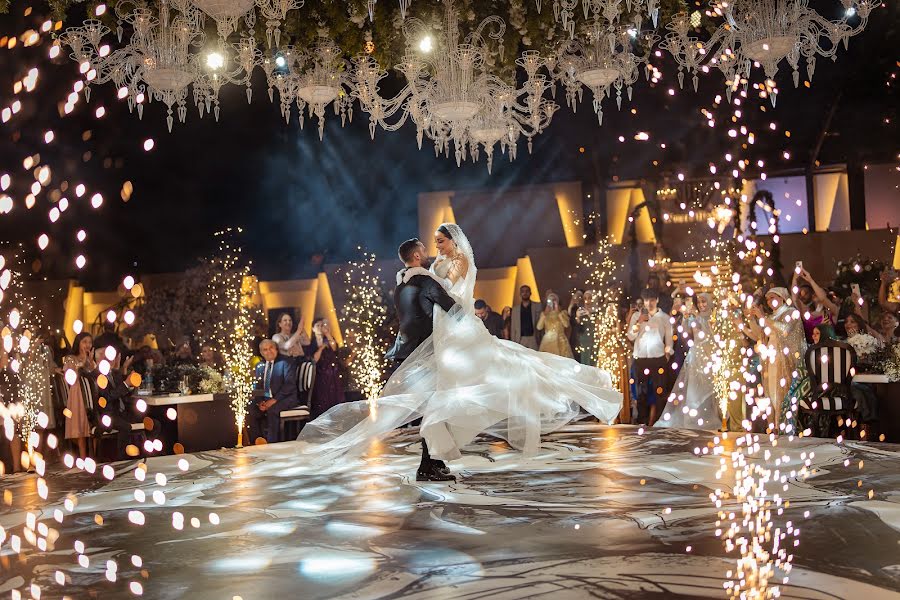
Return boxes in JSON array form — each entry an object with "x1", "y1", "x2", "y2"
[
  {"x1": 843, "y1": 313, "x2": 886, "y2": 345},
  {"x1": 171, "y1": 340, "x2": 197, "y2": 366},
  {"x1": 877, "y1": 310, "x2": 899, "y2": 344},
  {"x1": 307, "y1": 318, "x2": 345, "y2": 419},
  {"x1": 810, "y1": 323, "x2": 837, "y2": 345},
  {"x1": 198, "y1": 345, "x2": 224, "y2": 371},
  {"x1": 92, "y1": 345, "x2": 143, "y2": 460},
  {"x1": 272, "y1": 312, "x2": 310, "y2": 359},
  {"x1": 248, "y1": 339, "x2": 298, "y2": 444},
  {"x1": 474, "y1": 300, "x2": 505, "y2": 338}
]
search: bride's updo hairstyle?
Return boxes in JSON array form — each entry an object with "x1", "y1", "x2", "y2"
[{"x1": 437, "y1": 224, "x2": 454, "y2": 241}]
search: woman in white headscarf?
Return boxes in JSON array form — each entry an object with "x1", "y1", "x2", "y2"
[
  {"x1": 298, "y1": 223, "x2": 623, "y2": 469},
  {"x1": 744, "y1": 287, "x2": 809, "y2": 434},
  {"x1": 656, "y1": 292, "x2": 719, "y2": 429}
]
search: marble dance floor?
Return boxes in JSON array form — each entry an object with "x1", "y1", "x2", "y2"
[{"x1": 2, "y1": 424, "x2": 900, "y2": 599}]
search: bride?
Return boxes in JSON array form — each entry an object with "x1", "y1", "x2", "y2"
[{"x1": 297, "y1": 223, "x2": 623, "y2": 467}]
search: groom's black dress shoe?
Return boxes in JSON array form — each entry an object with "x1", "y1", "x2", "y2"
[{"x1": 416, "y1": 464, "x2": 456, "y2": 482}]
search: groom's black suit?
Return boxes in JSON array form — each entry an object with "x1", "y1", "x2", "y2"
[
  {"x1": 386, "y1": 269, "x2": 456, "y2": 364},
  {"x1": 385, "y1": 267, "x2": 456, "y2": 479}
]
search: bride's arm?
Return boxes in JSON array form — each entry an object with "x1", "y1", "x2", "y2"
[{"x1": 446, "y1": 255, "x2": 469, "y2": 284}]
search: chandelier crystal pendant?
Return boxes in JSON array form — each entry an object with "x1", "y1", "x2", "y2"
[
  {"x1": 255, "y1": 0, "x2": 304, "y2": 48},
  {"x1": 662, "y1": 0, "x2": 874, "y2": 102},
  {"x1": 552, "y1": 2, "x2": 657, "y2": 125}
]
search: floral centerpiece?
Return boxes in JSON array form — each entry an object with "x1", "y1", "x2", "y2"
[
  {"x1": 878, "y1": 342, "x2": 900, "y2": 382},
  {"x1": 846, "y1": 332, "x2": 882, "y2": 371},
  {"x1": 197, "y1": 366, "x2": 225, "y2": 394}
]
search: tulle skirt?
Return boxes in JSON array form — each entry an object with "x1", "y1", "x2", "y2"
[
  {"x1": 297, "y1": 304, "x2": 623, "y2": 463},
  {"x1": 655, "y1": 341, "x2": 720, "y2": 430}
]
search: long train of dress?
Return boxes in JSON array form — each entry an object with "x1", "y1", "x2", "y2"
[{"x1": 297, "y1": 273, "x2": 622, "y2": 464}]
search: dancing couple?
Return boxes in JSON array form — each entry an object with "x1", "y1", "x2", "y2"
[{"x1": 298, "y1": 223, "x2": 622, "y2": 481}]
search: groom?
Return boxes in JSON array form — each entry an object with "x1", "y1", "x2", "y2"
[{"x1": 386, "y1": 238, "x2": 457, "y2": 482}]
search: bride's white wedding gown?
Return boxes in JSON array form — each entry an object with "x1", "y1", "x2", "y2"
[{"x1": 297, "y1": 223, "x2": 622, "y2": 463}]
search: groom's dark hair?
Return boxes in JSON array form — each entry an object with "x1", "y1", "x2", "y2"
[{"x1": 398, "y1": 238, "x2": 423, "y2": 263}]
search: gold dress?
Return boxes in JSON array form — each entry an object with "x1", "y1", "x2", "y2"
[{"x1": 537, "y1": 310, "x2": 573, "y2": 358}]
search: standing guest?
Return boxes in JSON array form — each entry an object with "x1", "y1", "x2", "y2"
[
  {"x1": 63, "y1": 332, "x2": 97, "y2": 459},
  {"x1": 669, "y1": 289, "x2": 690, "y2": 380},
  {"x1": 0, "y1": 349, "x2": 23, "y2": 474},
  {"x1": 743, "y1": 287, "x2": 809, "y2": 434},
  {"x1": 657, "y1": 292, "x2": 717, "y2": 429},
  {"x1": 510, "y1": 285, "x2": 543, "y2": 350},
  {"x1": 572, "y1": 290, "x2": 597, "y2": 365},
  {"x1": 567, "y1": 289, "x2": 585, "y2": 354},
  {"x1": 791, "y1": 268, "x2": 838, "y2": 342},
  {"x1": 626, "y1": 289, "x2": 673, "y2": 426},
  {"x1": 500, "y1": 306, "x2": 512, "y2": 340},
  {"x1": 272, "y1": 312, "x2": 310, "y2": 359},
  {"x1": 474, "y1": 300, "x2": 505, "y2": 338},
  {"x1": 307, "y1": 318, "x2": 345, "y2": 419},
  {"x1": 248, "y1": 339, "x2": 299, "y2": 444},
  {"x1": 537, "y1": 293, "x2": 573, "y2": 358},
  {"x1": 878, "y1": 269, "x2": 900, "y2": 314}
]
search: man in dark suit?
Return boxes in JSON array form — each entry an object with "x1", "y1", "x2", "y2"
[
  {"x1": 248, "y1": 339, "x2": 299, "y2": 444},
  {"x1": 474, "y1": 299, "x2": 505, "y2": 338},
  {"x1": 92, "y1": 345, "x2": 145, "y2": 459},
  {"x1": 386, "y1": 238, "x2": 456, "y2": 482}
]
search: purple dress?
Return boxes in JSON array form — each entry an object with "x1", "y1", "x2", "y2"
[{"x1": 307, "y1": 338, "x2": 346, "y2": 419}]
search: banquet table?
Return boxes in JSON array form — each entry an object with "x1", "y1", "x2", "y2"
[{"x1": 140, "y1": 392, "x2": 236, "y2": 453}]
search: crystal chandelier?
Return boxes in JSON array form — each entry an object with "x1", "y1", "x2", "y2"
[
  {"x1": 61, "y1": 0, "x2": 206, "y2": 132},
  {"x1": 662, "y1": 0, "x2": 874, "y2": 101},
  {"x1": 352, "y1": 0, "x2": 557, "y2": 171},
  {"x1": 261, "y1": 36, "x2": 354, "y2": 139},
  {"x1": 60, "y1": 0, "x2": 310, "y2": 130},
  {"x1": 552, "y1": 0, "x2": 657, "y2": 125}
]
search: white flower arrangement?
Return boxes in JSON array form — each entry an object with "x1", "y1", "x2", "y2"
[
  {"x1": 198, "y1": 366, "x2": 225, "y2": 394},
  {"x1": 881, "y1": 343, "x2": 900, "y2": 382},
  {"x1": 846, "y1": 333, "x2": 881, "y2": 358}
]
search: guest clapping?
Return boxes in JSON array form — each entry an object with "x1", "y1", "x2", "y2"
[
  {"x1": 307, "y1": 318, "x2": 345, "y2": 419},
  {"x1": 272, "y1": 312, "x2": 310, "y2": 359}
]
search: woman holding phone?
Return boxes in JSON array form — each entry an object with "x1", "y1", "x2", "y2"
[{"x1": 537, "y1": 292, "x2": 573, "y2": 358}]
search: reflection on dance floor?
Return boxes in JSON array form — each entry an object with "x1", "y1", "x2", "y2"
[{"x1": 1, "y1": 424, "x2": 899, "y2": 599}]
